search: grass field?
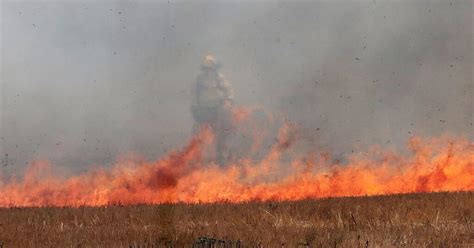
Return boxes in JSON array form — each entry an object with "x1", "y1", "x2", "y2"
[{"x1": 0, "y1": 191, "x2": 472, "y2": 247}]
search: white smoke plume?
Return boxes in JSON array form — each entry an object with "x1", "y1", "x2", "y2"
[{"x1": 191, "y1": 55, "x2": 235, "y2": 166}]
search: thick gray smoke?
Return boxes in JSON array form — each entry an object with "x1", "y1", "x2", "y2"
[
  {"x1": 0, "y1": 0, "x2": 472, "y2": 175},
  {"x1": 191, "y1": 55, "x2": 234, "y2": 165}
]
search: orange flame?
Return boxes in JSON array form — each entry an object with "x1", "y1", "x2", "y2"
[{"x1": 0, "y1": 123, "x2": 473, "y2": 207}]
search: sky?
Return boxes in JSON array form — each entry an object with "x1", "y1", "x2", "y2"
[{"x1": 0, "y1": 0, "x2": 472, "y2": 174}]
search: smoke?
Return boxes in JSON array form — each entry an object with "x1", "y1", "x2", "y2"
[
  {"x1": 0, "y1": 0, "x2": 472, "y2": 174},
  {"x1": 191, "y1": 55, "x2": 234, "y2": 165},
  {"x1": 0, "y1": 1, "x2": 472, "y2": 206}
]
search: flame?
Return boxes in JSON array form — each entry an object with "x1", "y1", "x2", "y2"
[{"x1": 0, "y1": 121, "x2": 473, "y2": 207}]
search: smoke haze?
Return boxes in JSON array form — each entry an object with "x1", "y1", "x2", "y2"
[{"x1": 0, "y1": 0, "x2": 472, "y2": 175}]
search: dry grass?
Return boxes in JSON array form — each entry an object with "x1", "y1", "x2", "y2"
[{"x1": 0, "y1": 192, "x2": 472, "y2": 247}]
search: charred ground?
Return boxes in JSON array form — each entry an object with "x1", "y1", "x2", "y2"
[{"x1": 0, "y1": 191, "x2": 472, "y2": 247}]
